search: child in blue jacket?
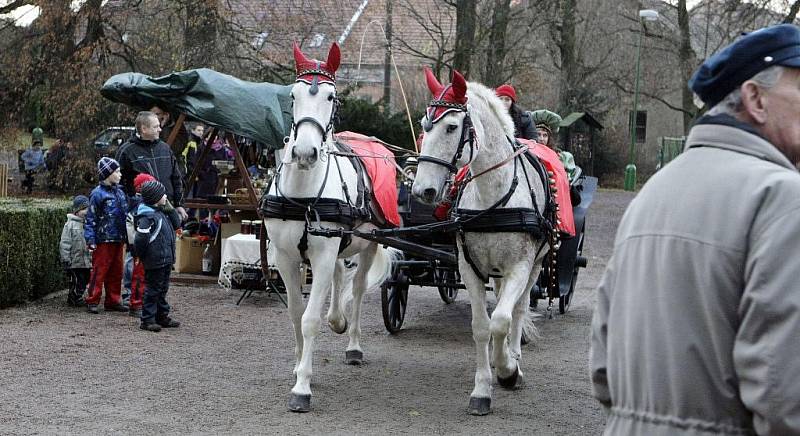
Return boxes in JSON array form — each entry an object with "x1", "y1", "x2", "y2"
[
  {"x1": 134, "y1": 180, "x2": 180, "y2": 332},
  {"x1": 84, "y1": 157, "x2": 128, "y2": 314}
]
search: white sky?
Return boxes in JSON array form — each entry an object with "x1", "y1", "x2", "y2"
[{"x1": 0, "y1": 1, "x2": 92, "y2": 27}]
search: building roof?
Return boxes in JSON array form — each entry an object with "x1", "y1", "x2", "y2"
[{"x1": 561, "y1": 112, "x2": 604, "y2": 130}]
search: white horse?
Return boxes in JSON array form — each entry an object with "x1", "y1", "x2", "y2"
[
  {"x1": 411, "y1": 69, "x2": 549, "y2": 415},
  {"x1": 262, "y1": 42, "x2": 397, "y2": 413}
]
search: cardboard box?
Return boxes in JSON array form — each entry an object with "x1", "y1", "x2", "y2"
[{"x1": 174, "y1": 236, "x2": 205, "y2": 273}]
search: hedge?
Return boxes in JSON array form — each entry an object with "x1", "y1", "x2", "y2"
[{"x1": 0, "y1": 197, "x2": 70, "y2": 308}]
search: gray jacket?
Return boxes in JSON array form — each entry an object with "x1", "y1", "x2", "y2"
[
  {"x1": 591, "y1": 117, "x2": 800, "y2": 435},
  {"x1": 59, "y1": 213, "x2": 92, "y2": 269}
]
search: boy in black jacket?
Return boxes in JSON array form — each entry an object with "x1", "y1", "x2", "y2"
[{"x1": 134, "y1": 180, "x2": 181, "y2": 332}]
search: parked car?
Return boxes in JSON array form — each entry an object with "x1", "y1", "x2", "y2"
[{"x1": 92, "y1": 126, "x2": 135, "y2": 159}]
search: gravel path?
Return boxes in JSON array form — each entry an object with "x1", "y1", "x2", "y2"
[{"x1": 0, "y1": 189, "x2": 634, "y2": 435}]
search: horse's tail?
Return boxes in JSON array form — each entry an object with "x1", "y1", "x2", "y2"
[
  {"x1": 521, "y1": 304, "x2": 540, "y2": 345},
  {"x1": 366, "y1": 246, "x2": 402, "y2": 291}
]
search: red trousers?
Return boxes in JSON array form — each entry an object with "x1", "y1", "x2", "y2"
[
  {"x1": 129, "y1": 258, "x2": 146, "y2": 310},
  {"x1": 86, "y1": 242, "x2": 124, "y2": 307}
]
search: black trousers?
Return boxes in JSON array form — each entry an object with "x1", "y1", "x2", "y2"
[
  {"x1": 142, "y1": 265, "x2": 172, "y2": 324},
  {"x1": 68, "y1": 268, "x2": 90, "y2": 300}
]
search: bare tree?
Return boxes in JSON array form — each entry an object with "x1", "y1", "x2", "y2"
[{"x1": 451, "y1": 0, "x2": 476, "y2": 77}]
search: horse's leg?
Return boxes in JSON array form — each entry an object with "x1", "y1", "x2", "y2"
[
  {"x1": 491, "y1": 261, "x2": 530, "y2": 390},
  {"x1": 344, "y1": 243, "x2": 377, "y2": 365},
  {"x1": 288, "y1": 241, "x2": 338, "y2": 413},
  {"x1": 274, "y1": 251, "x2": 304, "y2": 376},
  {"x1": 508, "y1": 267, "x2": 538, "y2": 359},
  {"x1": 460, "y1": 260, "x2": 493, "y2": 416},
  {"x1": 326, "y1": 260, "x2": 349, "y2": 334}
]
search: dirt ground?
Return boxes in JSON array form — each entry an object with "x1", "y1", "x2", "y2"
[{"x1": 0, "y1": 189, "x2": 634, "y2": 435}]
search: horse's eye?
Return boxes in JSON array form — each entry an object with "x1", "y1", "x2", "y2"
[
  {"x1": 290, "y1": 94, "x2": 295, "y2": 100},
  {"x1": 446, "y1": 125, "x2": 458, "y2": 133},
  {"x1": 327, "y1": 94, "x2": 335, "y2": 101}
]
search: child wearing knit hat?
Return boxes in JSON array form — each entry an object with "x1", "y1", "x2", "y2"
[
  {"x1": 84, "y1": 157, "x2": 129, "y2": 314},
  {"x1": 59, "y1": 195, "x2": 92, "y2": 307},
  {"x1": 133, "y1": 180, "x2": 180, "y2": 332}
]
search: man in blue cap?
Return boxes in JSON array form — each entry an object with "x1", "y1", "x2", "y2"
[{"x1": 591, "y1": 24, "x2": 800, "y2": 435}]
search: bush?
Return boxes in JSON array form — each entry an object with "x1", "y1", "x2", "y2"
[
  {"x1": 0, "y1": 198, "x2": 70, "y2": 308},
  {"x1": 336, "y1": 97, "x2": 422, "y2": 152}
]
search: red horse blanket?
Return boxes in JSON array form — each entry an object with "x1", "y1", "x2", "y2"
[
  {"x1": 518, "y1": 139, "x2": 575, "y2": 237},
  {"x1": 334, "y1": 131, "x2": 401, "y2": 227}
]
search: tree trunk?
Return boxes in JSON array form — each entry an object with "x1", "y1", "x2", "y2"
[
  {"x1": 677, "y1": 0, "x2": 697, "y2": 132},
  {"x1": 383, "y1": 0, "x2": 392, "y2": 112},
  {"x1": 484, "y1": 0, "x2": 511, "y2": 87},
  {"x1": 557, "y1": 0, "x2": 577, "y2": 114},
  {"x1": 453, "y1": 0, "x2": 476, "y2": 78},
  {"x1": 183, "y1": 0, "x2": 218, "y2": 69},
  {"x1": 784, "y1": 0, "x2": 800, "y2": 23}
]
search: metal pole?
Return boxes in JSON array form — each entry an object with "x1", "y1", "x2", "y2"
[{"x1": 624, "y1": 20, "x2": 644, "y2": 191}]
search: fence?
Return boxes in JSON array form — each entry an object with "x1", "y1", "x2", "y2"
[{"x1": 657, "y1": 136, "x2": 686, "y2": 170}]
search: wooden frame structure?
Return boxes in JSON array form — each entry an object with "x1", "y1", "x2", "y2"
[{"x1": 166, "y1": 113, "x2": 259, "y2": 211}]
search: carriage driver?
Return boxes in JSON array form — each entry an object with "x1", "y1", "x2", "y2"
[{"x1": 591, "y1": 24, "x2": 800, "y2": 435}]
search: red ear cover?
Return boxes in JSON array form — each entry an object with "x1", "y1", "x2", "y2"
[
  {"x1": 424, "y1": 67, "x2": 444, "y2": 97},
  {"x1": 326, "y1": 43, "x2": 341, "y2": 74}
]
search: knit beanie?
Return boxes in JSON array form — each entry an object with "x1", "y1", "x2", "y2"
[
  {"x1": 140, "y1": 180, "x2": 166, "y2": 206},
  {"x1": 97, "y1": 157, "x2": 120, "y2": 181},
  {"x1": 71, "y1": 195, "x2": 89, "y2": 213},
  {"x1": 495, "y1": 84, "x2": 517, "y2": 102},
  {"x1": 133, "y1": 173, "x2": 157, "y2": 193}
]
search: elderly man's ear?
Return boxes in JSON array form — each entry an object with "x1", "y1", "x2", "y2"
[{"x1": 740, "y1": 81, "x2": 770, "y2": 124}]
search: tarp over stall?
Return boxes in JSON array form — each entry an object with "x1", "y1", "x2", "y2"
[{"x1": 101, "y1": 68, "x2": 292, "y2": 149}]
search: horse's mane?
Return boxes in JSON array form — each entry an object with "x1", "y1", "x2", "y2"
[{"x1": 465, "y1": 81, "x2": 515, "y2": 140}]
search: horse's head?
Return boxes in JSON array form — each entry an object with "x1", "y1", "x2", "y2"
[
  {"x1": 412, "y1": 68, "x2": 475, "y2": 205},
  {"x1": 283, "y1": 42, "x2": 341, "y2": 170}
]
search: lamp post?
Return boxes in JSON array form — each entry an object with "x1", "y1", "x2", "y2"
[{"x1": 624, "y1": 9, "x2": 659, "y2": 191}]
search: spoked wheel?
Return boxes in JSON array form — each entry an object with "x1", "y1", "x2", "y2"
[
  {"x1": 559, "y1": 224, "x2": 585, "y2": 314},
  {"x1": 381, "y1": 267, "x2": 409, "y2": 334},
  {"x1": 434, "y1": 268, "x2": 459, "y2": 304}
]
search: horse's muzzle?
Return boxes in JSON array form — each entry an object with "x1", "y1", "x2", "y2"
[
  {"x1": 412, "y1": 185, "x2": 438, "y2": 205},
  {"x1": 291, "y1": 147, "x2": 318, "y2": 169}
]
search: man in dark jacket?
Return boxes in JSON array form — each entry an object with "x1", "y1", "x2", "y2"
[
  {"x1": 134, "y1": 180, "x2": 180, "y2": 332},
  {"x1": 116, "y1": 111, "x2": 188, "y2": 222}
]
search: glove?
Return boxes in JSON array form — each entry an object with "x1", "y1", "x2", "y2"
[{"x1": 88, "y1": 244, "x2": 97, "y2": 252}]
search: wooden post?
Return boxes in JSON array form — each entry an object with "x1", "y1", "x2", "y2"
[
  {"x1": 0, "y1": 163, "x2": 7, "y2": 197},
  {"x1": 224, "y1": 132, "x2": 258, "y2": 207},
  {"x1": 166, "y1": 113, "x2": 187, "y2": 147}
]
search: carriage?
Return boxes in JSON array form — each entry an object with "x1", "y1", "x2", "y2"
[{"x1": 104, "y1": 43, "x2": 598, "y2": 415}]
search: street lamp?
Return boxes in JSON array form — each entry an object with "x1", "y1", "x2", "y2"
[{"x1": 624, "y1": 9, "x2": 659, "y2": 191}]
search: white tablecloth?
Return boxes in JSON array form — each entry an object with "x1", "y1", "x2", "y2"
[{"x1": 218, "y1": 233, "x2": 277, "y2": 289}]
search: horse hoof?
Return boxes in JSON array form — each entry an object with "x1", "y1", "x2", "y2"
[
  {"x1": 345, "y1": 349, "x2": 363, "y2": 365},
  {"x1": 329, "y1": 318, "x2": 348, "y2": 335},
  {"x1": 497, "y1": 366, "x2": 523, "y2": 390},
  {"x1": 288, "y1": 393, "x2": 311, "y2": 413},
  {"x1": 468, "y1": 397, "x2": 491, "y2": 416}
]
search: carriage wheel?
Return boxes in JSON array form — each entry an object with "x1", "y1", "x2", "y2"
[
  {"x1": 559, "y1": 223, "x2": 585, "y2": 314},
  {"x1": 435, "y1": 268, "x2": 459, "y2": 304},
  {"x1": 381, "y1": 268, "x2": 409, "y2": 334}
]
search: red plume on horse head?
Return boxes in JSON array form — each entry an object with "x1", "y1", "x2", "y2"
[
  {"x1": 424, "y1": 67, "x2": 468, "y2": 123},
  {"x1": 293, "y1": 41, "x2": 341, "y2": 84}
]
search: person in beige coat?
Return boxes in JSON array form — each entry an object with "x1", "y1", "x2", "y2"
[{"x1": 591, "y1": 24, "x2": 800, "y2": 435}]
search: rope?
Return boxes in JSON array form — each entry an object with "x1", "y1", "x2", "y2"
[{"x1": 355, "y1": 19, "x2": 418, "y2": 152}]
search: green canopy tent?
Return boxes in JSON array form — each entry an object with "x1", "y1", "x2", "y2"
[
  {"x1": 101, "y1": 68, "x2": 293, "y2": 210},
  {"x1": 100, "y1": 68, "x2": 292, "y2": 149}
]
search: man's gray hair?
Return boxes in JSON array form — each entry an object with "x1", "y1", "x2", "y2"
[
  {"x1": 707, "y1": 65, "x2": 785, "y2": 115},
  {"x1": 135, "y1": 111, "x2": 158, "y2": 134}
]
